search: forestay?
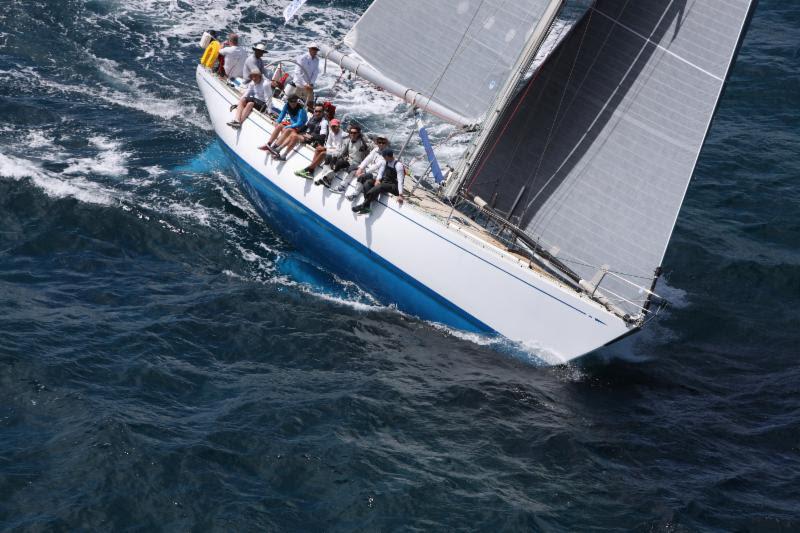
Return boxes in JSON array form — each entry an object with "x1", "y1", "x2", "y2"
[
  {"x1": 464, "y1": 0, "x2": 757, "y2": 316},
  {"x1": 343, "y1": 0, "x2": 556, "y2": 126}
]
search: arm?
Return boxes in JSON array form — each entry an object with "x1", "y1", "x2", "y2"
[
  {"x1": 374, "y1": 160, "x2": 386, "y2": 183},
  {"x1": 276, "y1": 104, "x2": 288, "y2": 123},
  {"x1": 242, "y1": 81, "x2": 255, "y2": 99},
  {"x1": 358, "y1": 151, "x2": 373, "y2": 171},
  {"x1": 396, "y1": 162, "x2": 405, "y2": 203},
  {"x1": 288, "y1": 108, "x2": 307, "y2": 129}
]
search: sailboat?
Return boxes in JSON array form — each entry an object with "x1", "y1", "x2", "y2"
[{"x1": 195, "y1": 0, "x2": 757, "y2": 364}]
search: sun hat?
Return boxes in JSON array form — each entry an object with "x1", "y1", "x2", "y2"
[{"x1": 252, "y1": 43, "x2": 268, "y2": 52}]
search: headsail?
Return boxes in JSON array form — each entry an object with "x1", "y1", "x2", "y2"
[
  {"x1": 463, "y1": 0, "x2": 757, "y2": 315},
  {"x1": 325, "y1": 0, "x2": 563, "y2": 127}
]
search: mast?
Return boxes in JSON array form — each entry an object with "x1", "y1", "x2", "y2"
[
  {"x1": 443, "y1": 0, "x2": 566, "y2": 198},
  {"x1": 456, "y1": 0, "x2": 758, "y2": 317}
]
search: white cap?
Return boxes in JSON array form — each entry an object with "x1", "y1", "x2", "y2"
[
  {"x1": 250, "y1": 69, "x2": 262, "y2": 76},
  {"x1": 308, "y1": 42, "x2": 320, "y2": 50},
  {"x1": 252, "y1": 43, "x2": 268, "y2": 52}
]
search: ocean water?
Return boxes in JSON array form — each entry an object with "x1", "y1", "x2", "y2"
[{"x1": 1, "y1": 0, "x2": 799, "y2": 530}]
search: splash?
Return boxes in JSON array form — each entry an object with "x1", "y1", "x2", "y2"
[{"x1": 63, "y1": 136, "x2": 130, "y2": 177}]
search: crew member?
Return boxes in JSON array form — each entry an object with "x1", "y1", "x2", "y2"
[
  {"x1": 286, "y1": 43, "x2": 320, "y2": 107},
  {"x1": 227, "y1": 69, "x2": 272, "y2": 129},
  {"x1": 218, "y1": 34, "x2": 247, "y2": 80},
  {"x1": 352, "y1": 148, "x2": 405, "y2": 215}
]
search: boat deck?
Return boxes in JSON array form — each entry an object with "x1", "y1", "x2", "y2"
[{"x1": 219, "y1": 75, "x2": 554, "y2": 283}]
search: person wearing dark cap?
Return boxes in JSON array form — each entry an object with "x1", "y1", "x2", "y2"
[
  {"x1": 352, "y1": 148, "x2": 405, "y2": 215},
  {"x1": 241, "y1": 42, "x2": 272, "y2": 80}
]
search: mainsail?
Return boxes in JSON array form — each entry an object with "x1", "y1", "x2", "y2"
[
  {"x1": 462, "y1": 0, "x2": 757, "y2": 315},
  {"x1": 323, "y1": 0, "x2": 563, "y2": 127}
]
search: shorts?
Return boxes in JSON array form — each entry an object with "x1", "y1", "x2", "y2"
[
  {"x1": 244, "y1": 96, "x2": 267, "y2": 113},
  {"x1": 305, "y1": 133, "x2": 326, "y2": 145}
]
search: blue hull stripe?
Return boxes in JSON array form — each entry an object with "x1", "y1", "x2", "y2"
[{"x1": 222, "y1": 144, "x2": 495, "y2": 333}]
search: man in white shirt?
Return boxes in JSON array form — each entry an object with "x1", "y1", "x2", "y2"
[
  {"x1": 334, "y1": 135, "x2": 389, "y2": 198},
  {"x1": 242, "y1": 42, "x2": 272, "y2": 80},
  {"x1": 352, "y1": 148, "x2": 405, "y2": 215},
  {"x1": 287, "y1": 43, "x2": 320, "y2": 106},
  {"x1": 218, "y1": 34, "x2": 247, "y2": 80},
  {"x1": 227, "y1": 70, "x2": 272, "y2": 129}
]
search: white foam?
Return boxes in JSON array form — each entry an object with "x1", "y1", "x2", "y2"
[
  {"x1": 64, "y1": 136, "x2": 129, "y2": 177},
  {"x1": 0, "y1": 153, "x2": 117, "y2": 206},
  {"x1": 142, "y1": 165, "x2": 167, "y2": 177},
  {"x1": 294, "y1": 283, "x2": 384, "y2": 313},
  {"x1": 426, "y1": 320, "x2": 562, "y2": 366},
  {"x1": 25, "y1": 130, "x2": 53, "y2": 149},
  {"x1": 26, "y1": 59, "x2": 210, "y2": 130}
]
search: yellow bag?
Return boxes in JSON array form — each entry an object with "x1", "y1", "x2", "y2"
[{"x1": 200, "y1": 41, "x2": 220, "y2": 68}]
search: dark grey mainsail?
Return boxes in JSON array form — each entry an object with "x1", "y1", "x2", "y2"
[
  {"x1": 463, "y1": 0, "x2": 757, "y2": 315},
  {"x1": 339, "y1": 0, "x2": 562, "y2": 126}
]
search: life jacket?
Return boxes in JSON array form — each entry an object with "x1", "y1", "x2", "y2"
[
  {"x1": 306, "y1": 114, "x2": 324, "y2": 136},
  {"x1": 382, "y1": 160, "x2": 399, "y2": 185}
]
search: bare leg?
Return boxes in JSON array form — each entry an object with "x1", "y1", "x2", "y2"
[
  {"x1": 237, "y1": 102, "x2": 256, "y2": 123},
  {"x1": 233, "y1": 99, "x2": 247, "y2": 121},
  {"x1": 275, "y1": 128, "x2": 296, "y2": 149},
  {"x1": 307, "y1": 146, "x2": 326, "y2": 170},
  {"x1": 280, "y1": 131, "x2": 302, "y2": 157},
  {"x1": 267, "y1": 124, "x2": 285, "y2": 145}
]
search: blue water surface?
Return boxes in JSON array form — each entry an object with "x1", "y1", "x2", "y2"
[{"x1": 1, "y1": 0, "x2": 799, "y2": 530}]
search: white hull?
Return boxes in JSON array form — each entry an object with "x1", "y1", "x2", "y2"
[{"x1": 196, "y1": 66, "x2": 632, "y2": 364}]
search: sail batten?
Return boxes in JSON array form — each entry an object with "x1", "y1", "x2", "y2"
[{"x1": 464, "y1": 0, "x2": 757, "y2": 315}]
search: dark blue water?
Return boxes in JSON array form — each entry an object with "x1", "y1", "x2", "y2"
[{"x1": 2, "y1": 1, "x2": 799, "y2": 530}]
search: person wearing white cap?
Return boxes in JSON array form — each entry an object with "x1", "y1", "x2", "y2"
[
  {"x1": 227, "y1": 69, "x2": 273, "y2": 129},
  {"x1": 241, "y1": 42, "x2": 272, "y2": 80},
  {"x1": 286, "y1": 42, "x2": 320, "y2": 106}
]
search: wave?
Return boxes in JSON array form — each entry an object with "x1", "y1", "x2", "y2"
[
  {"x1": 63, "y1": 136, "x2": 130, "y2": 177},
  {"x1": 0, "y1": 153, "x2": 118, "y2": 206}
]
